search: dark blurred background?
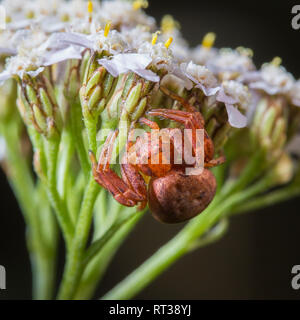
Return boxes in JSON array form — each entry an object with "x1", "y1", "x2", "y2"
[{"x1": 1, "y1": 0, "x2": 300, "y2": 300}]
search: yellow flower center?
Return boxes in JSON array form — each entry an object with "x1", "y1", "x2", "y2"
[
  {"x1": 88, "y1": 1, "x2": 93, "y2": 14},
  {"x1": 152, "y1": 31, "x2": 161, "y2": 46},
  {"x1": 164, "y1": 37, "x2": 173, "y2": 49},
  {"x1": 271, "y1": 56, "x2": 282, "y2": 67},
  {"x1": 161, "y1": 15, "x2": 180, "y2": 34},
  {"x1": 132, "y1": 0, "x2": 149, "y2": 10},
  {"x1": 202, "y1": 32, "x2": 216, "y2": 49},
  {"x1": 104, "y1": 21, "x2": 112, "y2": 38}
]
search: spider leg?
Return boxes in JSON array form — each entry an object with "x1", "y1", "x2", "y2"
[
  {"x1": 160, "y1": 86, "x2": 205, "y2": 126},
  {"x1": 121, "y1": 163, "x2": 147, "y2": 202},
  {"x1": 147, "y1": 109, "x2": 208, "y2": 166},
  {"x1": 89, "y1": 151, "x2": 105, "y2": 188},
  {"x1": 92, "y1": 130, "x2": 146, "y2": 207},
  {"x1": 97, "y1": 130, "x2": 118, "y2": 172},
  {"x1": 121, "y1": 124, "x2": 148, "y2": 206},
  {"x1": 147, "y1": 109, "x2": 202, "y2": 152},
  {"x1": 160, "y1": 86, "x2": 196, "y2": 112},
  {"x1": 139, "y1": 117, "x2": 160, "y2": 130},
  {"x1": 147, "y1": 109, "x2": 202, "y2": 130},
  {"x1": 205, "y1": 155, "x2": 226, "y2": 168}
]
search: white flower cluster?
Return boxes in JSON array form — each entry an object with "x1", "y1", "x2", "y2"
[
  {"x1": 207, "y1": 48, "x2": 255, "y2": 79},
  {"x1": 0, "y1": 0, "x2": 299, "y2": 129}
]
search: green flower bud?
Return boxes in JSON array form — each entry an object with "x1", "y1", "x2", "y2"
[
  {"x1": 101, "y1": 73, "x2": 154, "y2": 129},
  {"x1": 251, "y1": 97, "x2": 288, "y2": 160},
  {"x1": 124, "y1": 82, "x2": 142, "y2": 114},
  {"x1": 18, "y1": 75, "x2": 62, "y2": 140},
  {"x1": 131, "y1": 97, "x2": 148, "y2": 121},
  {"x1": 88, "y1": 86, "x2": 103, "y2": 111},
  {"x1": 33, "y1": 104, "x2": 48, "y2": 133},
  {"x1": 64, "y1": 50, "x2": 91, "y2": 102},
  {"x1": 198, "y1": 95, "x2": 233, "y2": 151},
  {"x1": 266, "y1": 153, "x2": 294, "y2": 187}
]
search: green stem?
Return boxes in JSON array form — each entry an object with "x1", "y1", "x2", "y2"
[
  {"x1": 45, "y1": 139, "x2": 74, "y2": 249},
  {"x1": 83, "y1": 210, "x2": 142, "y2": 268},
  {"x1": 84, "y1": 117, "x2": 98, "y2": 154},
  {"x1": 188, "y1": 218, "x2": 229, "y2": 252},
  {"x1": 221, "y1": 150, "x2": 266, "y2": 197},
  {"x1": 70, "y1": 101, "x2": 90, "y2": 177},
  {"x1": 1, "y1": 122, "x2": 56, "y2": 299},
  {"x1": 57, "y1": 176, "x2": 100, "y2": 300},
  {"x1": 30, "y1": 246, "x2": 56, "y2": 300},
  {"x1": 57, "y1": 130, "x2": 74, "y2": 200},
  {"x1": 74, "y1": 210, "x2": 145, "y2": 300},
  {"x1": 230, "y1": 185, "x2": 300, "y2": 216},
  {"x1": 93, "y1": 189, "x2": 107, "y2": 237}
]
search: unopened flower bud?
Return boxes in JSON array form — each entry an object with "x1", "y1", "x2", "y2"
[
  {"x1": 251, "y1": 97, "x2": 288, "y2": 160},
  {"x1": 64, "y1": 50, "x2": 91, "y2": 102},
  {"x1": 80, "y1": 66, "x2": 108, "y2": 121},
  {"x1": 101, "y1": 73, "x2": 154, "y2": 128},
  {"x1": 266, "y1": 153, "x2": 294, "y2": 186},
  {"x1": 18, "y1": 76, "x2": 62, "y2": 140},
  {"x1": 200, "y1": 98, "x2": 233, "y2": 151}
]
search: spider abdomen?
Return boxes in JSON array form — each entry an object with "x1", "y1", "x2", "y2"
[{"x1": 148, "y1": 169, "x2": 217, "y2": 224}]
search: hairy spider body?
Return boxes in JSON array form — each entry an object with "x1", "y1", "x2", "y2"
[
  {"x1": 90, "y1": 87, "x2": 225, "y2": 223},
  {"x1": 148, "y1": 168, "x2": 217, "y2": 223}
]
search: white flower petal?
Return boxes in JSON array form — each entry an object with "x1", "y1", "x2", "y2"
[
  {"x1": 7, "y1": 19, "x2": 32, "y2": 30},
  {"x1": 216, "y1": 87, "x2": 239, "y2": 105},
  {"x1": 111, "y1": 53, "x2": 152, "y2": 70},
  {"x1": 225, "y1": 103, "x2": 248, "y2": 128},
  {"x1": 43, "y1": 46, "x2": 82, "y2": 66},
  {"x1": 98, "y1": 57, "x2": 125, "y2": 77},
  {"x1": 238, "y1": 71, "x2": 261, "y2": 83},
  {"x1": 195, "y1": 83, "x2": 220, "y2": 96},
  {"x1": 179, "y1": 61, "x2": 220, "y2": 95},
  {"x1": 39, "y1": 17, "x2": 67, "y2": 33},
  {"x1": 0, "y1": 47, "x2": 17, "y2": 56},
  {"x1": 249, "y1": 82, "x2": 280, "y2": 95},
  {"x1": 52, "y1": 32, "x2": 94, "y2": 51},
  {"x1": 292, "y1": 98, "x2": 300, "y2": 107},
  {"x1": 135, "y1": 69, "x2": 160, "y2": 82},
  {"x1": 0, "y1": 71, "x2": 12, "y2": 85},
  {"x1": 26, "y1": 67, "x2": 45, "y2": 78},
  {"x1": 171, "y1": 65, "x2": 194, "y2": 90},
  {"x1": 98, "y1": 53, "x2": 159, "y2": 82}
]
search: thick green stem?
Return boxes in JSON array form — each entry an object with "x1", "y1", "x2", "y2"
[
  {"x1": 57, "y1": 176, "x2": 100, "y2": 300},
  {"x1": 70, "y1": 101, "x2": 90, "y2": 177},
  {"x1": 1, "y1": 122, "x2": 57, "y2": 299},
  {"x1": 74, "y1": 210, "x2": 145, "y2": 300},
  {"x1": 83, "y1": 210, "x2": 144, "y2": 268},
  {"x1": 30, "y1": 246, "x2": 56, "y2": 300},
  {"x1": 57, "y1": 130, "x2": 74, "y2": 200},
  {"x1": 84, "y1": 117, "x2": 98, "y2": 155},
  {"x1": 188, "y1": 218, "x2": 229, "y2": 252},
  {"x1": 45, "y1": 139, "x2": 74, "y2": 249}
]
